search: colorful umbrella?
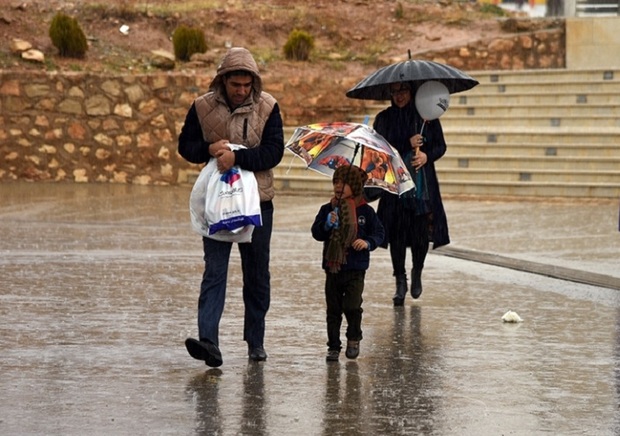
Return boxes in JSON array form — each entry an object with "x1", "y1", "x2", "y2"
[{"x1": 285, "y1": 121, "x2": 415, "y2": 195}]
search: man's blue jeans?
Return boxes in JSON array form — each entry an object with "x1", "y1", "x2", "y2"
[{"x1": 197, "y1": 205, "x2": 273, "y2": 349}]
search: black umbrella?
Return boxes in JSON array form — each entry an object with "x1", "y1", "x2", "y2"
[{"x1": 345, "y1": 59, "x2": 479, "y2": 101}]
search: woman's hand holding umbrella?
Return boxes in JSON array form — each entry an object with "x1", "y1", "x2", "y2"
[{"x1": 409, "y1": 134, "x2": 427, "y2": 172}]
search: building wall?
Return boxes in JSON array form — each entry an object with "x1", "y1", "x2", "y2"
[{"x1": 566, "y1": 17, "x2": 620, "y2": 68}]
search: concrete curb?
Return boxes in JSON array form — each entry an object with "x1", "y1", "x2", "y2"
[{"x1": 436, "y1": 245, "x2": 620, "y2": 291}]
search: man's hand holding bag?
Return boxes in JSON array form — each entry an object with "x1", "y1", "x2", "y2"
[{"x1": 189, "y1": 144, "x2": 262, "y2": 243}]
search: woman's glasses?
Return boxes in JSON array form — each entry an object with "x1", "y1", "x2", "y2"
[{"x1": 390, "y1": 87, "x2": 410, "y2": 96}]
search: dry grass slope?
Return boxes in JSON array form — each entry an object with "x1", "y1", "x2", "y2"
[{"x1": 1, "y1": 0, "x2": 512, "y2": 73}]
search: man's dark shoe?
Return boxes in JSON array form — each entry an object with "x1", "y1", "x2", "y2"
[
  {"x1": 185, "y1": 338, "x2": 223, "y2": 368},
  {"x1": 411, "y1": 269, "x2": 423, "y2": 299},
  {"x1": 326, "y1": 349, "x2": 340, "y2": 362},
  {"x1": 345, "y1": 340, "x2": 359, "y2": 359},
  {"x1": 248, "y1": 346, "x2": 267, "y2": 361}
]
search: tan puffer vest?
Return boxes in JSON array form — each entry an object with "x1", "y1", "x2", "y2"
[{"x1": 194, "y1": 90, "x2": 277, "y2": 202}]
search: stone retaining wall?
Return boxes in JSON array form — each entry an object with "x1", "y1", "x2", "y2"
[
  {"x1": 0, "y1": 25, "x2": 565, "y2": 185},
  {"x1": 0, "y1": 71, "x2": 211, "y2": 185},
  {"x1": 418, "y1": 27, "x2": 565, "y2": 71}
]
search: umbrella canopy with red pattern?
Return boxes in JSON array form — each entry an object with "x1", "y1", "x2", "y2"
[{"x1": 285, "y1": 122, "x2": 415, "y2": 195}]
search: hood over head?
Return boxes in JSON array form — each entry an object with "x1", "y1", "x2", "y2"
[{"x1": 209, "y1": 47, "x2": 262, "y2": 102}]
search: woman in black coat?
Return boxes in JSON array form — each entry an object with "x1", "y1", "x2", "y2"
[{"x1": 372, "y1": 81, "x2": 450, "y2": 306}]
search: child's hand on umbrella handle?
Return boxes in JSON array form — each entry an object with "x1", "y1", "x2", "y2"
[
  {"x1": 325, "y1": 207, "x2": 340, "y2": 230},
  {"x1": 332, "y1": 207, "x2": 340, "y2": 228}
]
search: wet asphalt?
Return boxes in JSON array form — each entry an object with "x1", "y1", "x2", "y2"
[{"x1": 1, "y1": 182, "x2": 619, "y2": 436}]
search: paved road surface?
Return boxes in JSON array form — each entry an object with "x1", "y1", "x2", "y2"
[{"x1": 1, "y1": 183, "x2": 618, "y2": 435}]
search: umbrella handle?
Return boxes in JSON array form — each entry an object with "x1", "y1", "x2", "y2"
[
  {"x1": 414, "y1": 120, "x2": 427, "y2": 162},
  {"x1": 419, "y1": 120, "x2": 427, "y2": 137},
  {"x1": 408, "y1": 135, "x2": 419, "y2": 168},
  {"x1": 409, "y1": 135, "x2": 422, "y2": 158}
]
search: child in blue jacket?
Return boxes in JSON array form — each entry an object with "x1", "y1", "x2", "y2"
[{"x1": 311, "y1": 165, "x2": 385, "y2": 362}]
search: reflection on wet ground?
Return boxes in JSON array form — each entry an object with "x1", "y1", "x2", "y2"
[{"x1": 1, "y1": 183, "x2": 619, "y2": 435}]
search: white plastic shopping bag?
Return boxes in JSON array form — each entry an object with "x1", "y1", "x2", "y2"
[{"x1": 189, "y1": 144, "x2": 261, "y2": 243}]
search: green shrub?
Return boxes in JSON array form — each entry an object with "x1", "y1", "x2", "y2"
[
  {"x1": 172, "y1": 25, "x2": 207, "y2": 62},
  {"x1": 283, "y1": 29, "x2": 314, "y2": 61},
  {"x1": 479, "y1": 3, "x2": 507, "y2": 16},
  {"x1": 48, "y1": 12, "x2": 88, "y2": 58},
  {"x1": 395, "y1": 2, "x2": 404, "y2": 19}
]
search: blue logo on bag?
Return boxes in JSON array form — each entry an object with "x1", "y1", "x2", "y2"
[{"x1": 220, "y1": 168, "x2": 241, "y2": 186}]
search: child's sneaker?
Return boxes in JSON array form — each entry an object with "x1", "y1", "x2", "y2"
[
  {"x1": 326, "y1": 349, "x2": 340, "y2": 362},
  {"x1": 345, "y1": 340, "x2": 359, "y2": 359}
]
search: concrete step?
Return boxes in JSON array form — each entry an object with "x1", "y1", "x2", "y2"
[
  {"x1": 453, "y1": 92, "x2": 619, "y2": 106},
  {"x1": 435, "y1": 167, "x2": 620, "y2": 183},
  {"x1": 438, "y1": 155, "x2": 620, "y2": 171},
  {"x1": 470, "y1": 81, "x2": 620, "y2": 94},
  {"x1": 470, "y1": 68, "x2": 617, "y2": 84},
  {"x1": 442, "y1": 128, "x2": 620, "y2": 145},
  {"x1": 443, "y1": 142, "x2": 620, "y2": 158},
  {"x1": 440, "y1": 114, "x2": 620, "y2": 128},
  {"x1": 437, "y1": 180, "x2": 620, "y2": 198},
  {"x1": 443, "y1": 104, "x2": 620, "y2": 117}
]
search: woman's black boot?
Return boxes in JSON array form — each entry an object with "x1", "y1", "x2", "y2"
[
  {"x1": 393, "y1": 274, "x2": 407, "y2": 306},
  {"x1": 411, "y1": 268, "x2": 423, "y2": 299}
]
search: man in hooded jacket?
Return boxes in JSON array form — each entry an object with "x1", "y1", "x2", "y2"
[{"x1": 178, "y1": 47, "x2": 284, "y2": 366}]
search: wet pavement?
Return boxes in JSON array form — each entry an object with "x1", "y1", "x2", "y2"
[{"x1": 1, "y1": 182, "x2": 619, "y2": 435}]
